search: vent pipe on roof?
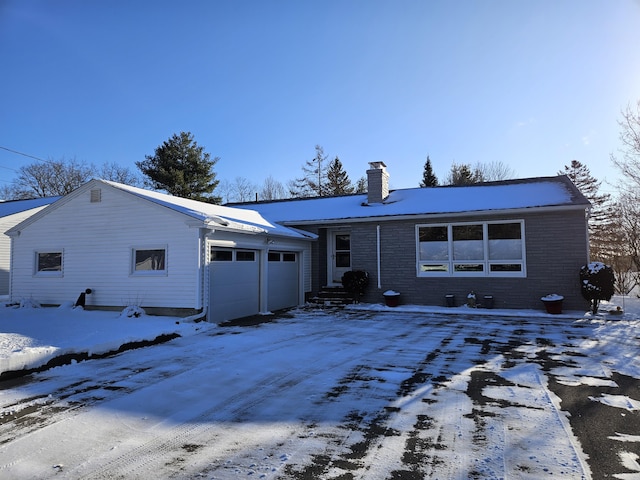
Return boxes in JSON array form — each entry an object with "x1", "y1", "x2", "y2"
[{"x1": 367, "y1": 162, "x2": 389, "y2": 204}]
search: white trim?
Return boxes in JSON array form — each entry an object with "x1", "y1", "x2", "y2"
[
  {"x1": 327, "y1": 229, "x2": 351, "y2": 286},
  {"x1": 34, "y1": 249, "x2": 64, "y2": 277},
  {"x1": 376, "y1": 224, "x2": 381, "y2": 289},
  {"x1": 130, "y1": 246, "x2": 168, "y2": 276}
]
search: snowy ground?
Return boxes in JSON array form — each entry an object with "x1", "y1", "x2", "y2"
[{"x1": 0, "y1": 298, "x2": 639, "y2": 479}]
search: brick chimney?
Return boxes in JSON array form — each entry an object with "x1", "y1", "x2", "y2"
[{"x1": 367, "y1": 161, "x2": 389, "y2": 204}]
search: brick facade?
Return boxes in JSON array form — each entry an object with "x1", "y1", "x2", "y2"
[{"x1": 297, "y1": 208, "x2": 590, "y2": 311}]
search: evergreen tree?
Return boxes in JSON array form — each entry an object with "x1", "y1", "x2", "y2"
[
  {"x1": 355, "y1": 176, "x2": 367, "y2": 194},
  {"x1": 136, "y1": 132, "x2": 220, "y2": 203},
  {"x1": 559, "y1": 160, "x2": 615, "y2": 261},
  {"x1": 289, "y1": 145, "x2": 329, "y2": 197},
  {"x1": 580, "y1": 262, "x2": 615, "y2": 314},
  {"x1": 445, "y1": 162, "x2": 483, "y2": 185},
  {"x1": 326, "y1": 157, "x2": 355, "y2": 195},
  {"x1": 419, "y1": 156, "x2": 438, "y2": 187}
]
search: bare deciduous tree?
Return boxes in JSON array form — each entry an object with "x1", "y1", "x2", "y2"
[
  {"x1": 231, "y1": 177, "x2": 257, "y2": 202},
  {"x1": 474, "y1": 161, "x2": 516, "y2": 182},
  {"x1": 611, "y1": 100, "x2": 640, "y2": 294},
  {"x1": 611, "y1": 100, "x2": 640, "y2": 188},
  {"x1": 1, "y1": 158, "x2": 93, "y2": 199},
  {"x1": 259, "y1": 175, "x2": 287, "y2": 201},
  {"x1": 218, "y1": 177, "x2": 258, "y2": 203},
  {"x1": 99, "y1": 162, "x2": 142, "y2": 186}
]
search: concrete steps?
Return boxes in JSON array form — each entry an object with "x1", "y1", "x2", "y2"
[{"x1": 309, "y1": 286, "x2": 353, "y2": 307}]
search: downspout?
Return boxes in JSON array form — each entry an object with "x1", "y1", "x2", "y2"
[
  {"x1": 376, "y1": 224, "x2": 381, "y2": 289},
  {"x1": 8, "y1": 234, "x2": 15, "y2": 302},
  {"x1": 259, "y1": 245, "x2": 269, "y2": 314},
  {"x1": 585, "y1": 206, "x2": 592, "y2": 261},
  {"x1": 196, "y1": 227, "x2": 209, "y2": 322}
]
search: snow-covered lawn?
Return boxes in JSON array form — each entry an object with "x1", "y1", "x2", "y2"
[{"x1": 0, "y1": 298, "x2": 639, "y2": 479}]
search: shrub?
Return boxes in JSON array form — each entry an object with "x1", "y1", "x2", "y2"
[
  {"x1": 580, "y1": 262, "x2": 615, "y2": 315},
  {"x1": 341, "y1": 270, "x2": 369, "y2": 303}
]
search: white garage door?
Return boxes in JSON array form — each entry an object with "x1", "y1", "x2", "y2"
[
  {"x1": 267, "y1": 251, "x2": 299, "y2": 312},
  {"x1": 209, "y1": 248, "x2": 260, "y2": 323}
]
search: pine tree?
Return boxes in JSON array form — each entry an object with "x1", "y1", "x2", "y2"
[
  {"x1": 326, "y1": 157, "x2": 355, "y2": 195},
  {"x1": 559, "y1": 160, "x2": 615, "y2": 261},
  {"x1": 419, "y1": 156, "x2": 438, "y2": 187},
  {"x1": 445, "y1": 162, "x2": 482, "y2": 185},
  {"x1": 289, "y1": 145, "x2": 330, "y2": 198},
  {"x1": 355, "y1": 176, "x2": 367, "y2": 194},
  {"x1": 136, "y1": 132, "x2": 220, "y2": 203}
]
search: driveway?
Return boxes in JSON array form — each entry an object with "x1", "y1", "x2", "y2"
[{"x1": 0, "y1": 308, "x2": 638, "y2": 479}]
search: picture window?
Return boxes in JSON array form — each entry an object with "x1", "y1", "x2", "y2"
[{"x1": 417, "y1": 221, "x2": 525, "y2": 277}]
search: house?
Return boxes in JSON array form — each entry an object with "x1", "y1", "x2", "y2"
[
  {"x1": 5, "y1": 179, "x2": 315, "y2": 323},
  {"x1": 0, "y1": 197, "x2": 60, "y2": 296},
  {"x1": 235, "y1": 162, "x2": 592, "y2": 311}
]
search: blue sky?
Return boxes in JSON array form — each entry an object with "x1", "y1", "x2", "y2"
[{"x1": 1, "y1": 0, "x2": 638, "y2": 197}]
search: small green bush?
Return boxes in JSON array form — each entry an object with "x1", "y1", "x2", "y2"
[{"x1": 341, "y1": 270, "x2": 369, "y2": 303}]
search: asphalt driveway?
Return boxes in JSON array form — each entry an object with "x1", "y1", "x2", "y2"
[{"x1": 0, "y1": 308, "x2": 638, "y2": 479}]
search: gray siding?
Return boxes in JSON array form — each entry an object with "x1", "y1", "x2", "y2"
[{"x1": 296, "y1": 208, "x2": 590, "y2": 311}]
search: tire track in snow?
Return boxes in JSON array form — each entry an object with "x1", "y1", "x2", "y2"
[
  {"x1": 0, "y1": 317, "x2": 355, "y2": 476},
  {"x1": 71, "y1": 318, "x2": 432, "y2": 479},
  {"x1": 0, "y1": 316, "x2": 347, "y2": 444},
  {"x1": 283, "y1": 323, "x2": 471, "y2": 479}
]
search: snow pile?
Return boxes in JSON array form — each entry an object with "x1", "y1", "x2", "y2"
[
  {"x1": 541, "y1": 293, "x2": 564, "y2": 301},
  {"x1": 0, "y1": 303, "x2": 210, "y2": 376}
]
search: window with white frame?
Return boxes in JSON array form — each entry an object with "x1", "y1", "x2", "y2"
[
  {"x1": 132, "y1": 248, "x2": 167, "y2": 274},
  {"x1": 35, "y1": 251, "x2": 63, "y2": 276},
  {"x1": 416, "y1": 221, "x2": 525, "y2": 277}
]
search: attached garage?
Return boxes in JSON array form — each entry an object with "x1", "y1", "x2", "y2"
[
  {"x1": 6, "y1": 179, "x2": 316, "y2": 321},
  {"x1": 208, "y1": 247, "x2": 303, "y2": 323},
  {"x1": 208, "y1": 248, "x2": 260, "y2": 323}
]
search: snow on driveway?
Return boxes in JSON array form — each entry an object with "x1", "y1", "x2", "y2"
[{"x1": 0, "y1": 303, "x2": 639, "y2": 479}]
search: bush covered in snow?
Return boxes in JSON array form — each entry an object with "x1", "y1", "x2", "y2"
[
  {"x1": 120, "y1": 305, "x2": 146, "y2": 318},
  {"x1": 15, "y1": 298, "x2": 41, "y2": 309},
  {"x1": 580, "y1": 262, "x2": 615, "y2": 315}
]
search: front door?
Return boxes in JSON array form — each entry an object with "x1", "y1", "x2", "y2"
[{"x1": 329, "y1": 230, "x2": 351, "y2": 285}]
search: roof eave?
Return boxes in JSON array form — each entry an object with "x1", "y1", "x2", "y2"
[{"x1": 278, "y1": 203, "x2": 590, "y2": 226}]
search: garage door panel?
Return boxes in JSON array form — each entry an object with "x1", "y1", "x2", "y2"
[
  {"x1": 267, "y1": 252, "x2": 299, "y2": 312},
  {"x1": 209, "y1": 249, "x2": 260, "y2": 323}
]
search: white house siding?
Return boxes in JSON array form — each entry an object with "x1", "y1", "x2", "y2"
[
  {"x1": 0, "y1": 207, "x2": 48, "y2": 296},
  {"x1": 9, "y1": 186, "x2": 201, "y2": 310}
]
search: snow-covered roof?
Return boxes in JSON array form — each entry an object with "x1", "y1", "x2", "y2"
[
  {"x1": 234, "y1": 176, "x2": 590, "y2": 224},
  {"x1": 101, "y1": 180, "x2": 315, "y2": 240},
  {"x1": 0, "y1": 197, "x2": 61, "y2": 218}
]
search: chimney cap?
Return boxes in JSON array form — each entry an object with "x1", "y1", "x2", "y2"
[{"x1": 368, "y1": 161, "x2": 387, "y2": 170}]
